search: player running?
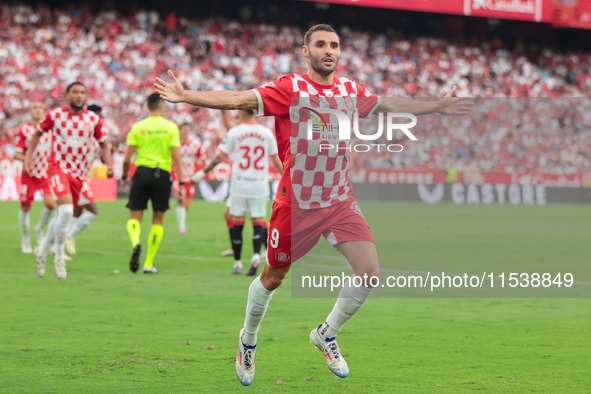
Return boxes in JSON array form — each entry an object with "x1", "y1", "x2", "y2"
[
  {"x1": 52, "y1": 105, "x2": 104, "y2": 260},
  {"x1": 122, "y1": 93, "x2": 184, "y2": 274},
  {"x1": 14, "y1": 102, "x2": 55, "y2": 253},
  {"x1": 26, "y1": 82, "x2": 113, "y2": 279},
  {"x1": 192, "y1": 109, "x2": 283, "y2": 276},
  {"x1": 172, "y1": 123, "x2": 204, "y2": 235},
  {"x1": 155, "y1": 24, "x2": 472, "y2": 385}
]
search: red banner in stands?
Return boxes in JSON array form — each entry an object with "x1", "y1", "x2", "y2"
[{"x1": 299, "y1": 0, "x2": 554, "y2": 22}]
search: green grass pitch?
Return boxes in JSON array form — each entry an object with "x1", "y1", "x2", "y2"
[{"x1": 1, "y1": 200, "x2": 590, "y2": 393}]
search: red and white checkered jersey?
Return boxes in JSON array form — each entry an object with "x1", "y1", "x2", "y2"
[
  {"x1": 173, "y1": 136, "x2": 203, "y2": 183},
  {"x1": 14, "y1": 123, "x2": 52, "y2": 179},
  {"x1": 79, "y1": 138, "x2": 102, "y2": 181},
  {"x1": 219, "y1": 123, "x2": 278, "y2": 199},
  {"x1": 38, "y1": 107, "x2": 106, "y2": 181},
  {"x1": 252, "y1": 74, "x2": 380, "y2": 209}
]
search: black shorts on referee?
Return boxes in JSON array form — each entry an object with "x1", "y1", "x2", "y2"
[{"x1": 126, "y1": 166, "x2": 173, "y2": 211}]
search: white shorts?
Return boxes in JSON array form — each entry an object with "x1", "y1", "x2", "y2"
[
  {"x1": 226, "y1": 194, "x2": 232, "y2": 208},
  {"x1": 229, "y1": 196, "x2": 267, "y2": 218}
]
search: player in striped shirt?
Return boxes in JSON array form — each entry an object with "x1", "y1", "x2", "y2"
[
  {"x1": 13, "y1": 102, "x2": 55, "y2": 253},
  {"x1": 155, "y1": 24, "x2": 472, "y2": 385}
]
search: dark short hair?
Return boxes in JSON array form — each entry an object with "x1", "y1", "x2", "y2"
[
  {"x1": 147, "y1": 93, "x2": 163, "y2": 111},
  {"x1": 66, "y1": 81, "x2": 86, "y2": 93},
  {"x1": 179, "y1": 122, "x2": 192, "y2": 129},
  {"x1": 241, "y1": 109, "x2": 255, "y2": 117},
  {"x1": 304, "y1": 24, "x2": 338, "y2": 46},
  {"x1": 87, "y1": 104, "x2": 102, "y2": 114}
]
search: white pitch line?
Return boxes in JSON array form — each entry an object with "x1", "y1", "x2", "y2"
[{"x1": 80, "y1": 234, "x2": 227, "y2": 247}]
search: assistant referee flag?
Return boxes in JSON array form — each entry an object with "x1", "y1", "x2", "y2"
[{"x1": 126, "y1": 116, "x2": 180, "y2": 172}]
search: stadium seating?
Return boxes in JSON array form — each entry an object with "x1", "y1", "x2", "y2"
[{"x1": 1, "y1": 4, "x2": 589, "y2": 175}]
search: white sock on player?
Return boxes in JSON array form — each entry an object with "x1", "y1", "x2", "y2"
[
  {"x1": 318, "y1": 275, "x2": 374, "y2": 340},
  {"x1": 36, "y1": 207, "x2": 53, "y2": 232},
  {"x1": 176, "y1": 206, "x2": 186, "y2": 230},
  {"x1": 39, "y1": 216, "x2": 57, "y2": 257},
  {"x1": 68, "y1": 211, "x2": 98, "y2": 239},
  {"x1": 19, "y1": 210, "x2": 31, "y2": 239},
  {"x1": 54, "y1": 204, "x2": 74, "y2": 262},
  {"x1": 66, "y1": 216, "x2": 78, "y2": 238},
  {"x1": 242, "y1": 276, "x2": 275, "y2": 346}
]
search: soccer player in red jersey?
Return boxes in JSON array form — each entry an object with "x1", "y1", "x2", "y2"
[
  {"x1": 155, "y1": 24, "x2": 473, "y2": 385},
  {"x1": 172, "y1": 123, "x2": 204, "y2": 235},
  {"x1": 25, "y1": 82, "x2": 113, "y2": 279},
  {"x1": 13, "y1": 102, "x2": 56, "y2": 253},
  {"x1": 62, "y1": 104, "x2": 106, "y2": 257}
]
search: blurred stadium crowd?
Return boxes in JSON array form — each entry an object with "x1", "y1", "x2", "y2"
[{"x1": 0, "y1": 3, "x2": 589, "y2": 175}]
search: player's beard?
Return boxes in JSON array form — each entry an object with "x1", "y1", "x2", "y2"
[
  {"x1": 310, "y1": 54, "x2": 338, "y2": 77},
  {"x1": 70, "y1": 102, "x2": 85, "y2": 112}
]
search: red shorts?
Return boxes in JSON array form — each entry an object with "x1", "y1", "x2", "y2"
[
  {"x1": 267, "y1": 198, "x2": 375, "y2": 268},
  {"x1": 20, "y1": 174, "x2": 51, "y2": 206},
  {"x1": 48, "y1": 168, "x2": 94, "y2": 209},
  {"x1": 172, "y1": 181, "x2": 195, "y2": 201}
]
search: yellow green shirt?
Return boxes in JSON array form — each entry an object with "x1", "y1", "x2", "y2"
[{"x1": 127, "y1": 116, "x2": 180, "y2": 172}]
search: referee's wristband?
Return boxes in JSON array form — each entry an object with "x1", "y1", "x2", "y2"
[{"x1": 121, "y1": 175, "x2": 127, "y2": 181}]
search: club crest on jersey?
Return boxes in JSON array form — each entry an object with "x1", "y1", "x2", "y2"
[{"x1": 275, "y1": 252, "x2": 290, "y2": 263}]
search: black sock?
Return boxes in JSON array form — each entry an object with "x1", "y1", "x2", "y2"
[
  {"x1": 231, "y1": 223, "x2": 244, "y2": 261},
  {"x1": 253, "y1": 224, "x2": 264, "y2": 254},
  {"x1": 263, "y1": 226, "x2": 268, "y2": 249},
  {"x1": 227, "y1": 224, "x2": 234, "y2": 250}
]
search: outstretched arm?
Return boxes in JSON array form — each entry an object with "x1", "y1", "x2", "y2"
[
  {"x1": 376, "y1": 86, "x2": 473, "y2": 116},
  {"x1": 191, "y1": 151, "x2": 228, "y2": 183},
  {"x1": 155, "y1": 70, "x2": 258, "y2": 110}
]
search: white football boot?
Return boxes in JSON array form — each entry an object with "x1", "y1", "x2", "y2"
[
  {"x1": 220, "y1": 248, "x2": 234, "y2": 257},
  {"x1": 235, "y1": 328, "x2": 256, "y2": 386},
  {"x1": 310, "y1": 325, "x2": 350, "y2": 378},
  {"x1": 34, "y1": 247, "x2": 45, "y2": 277},
  {"x1": 65, "y1": 238, "x2": 76, "y2": 257},
  {"x1": 54, "y1": 259, "x2": 67, "y2": 279},
  {"x1": 21, "y1": 237, "x2": 33, "y2": 253},
  {"x1": 142, "y1": 266, "x2": 158, "y2": 274},
  {"x1": 50, "y1": 244, "x2": 72, "y2": 261}
]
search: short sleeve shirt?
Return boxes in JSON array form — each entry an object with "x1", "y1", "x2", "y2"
[
  {"x1": 38, "y1": 107, "x2": 107, "y2": 181},
  {"x1": 14, "y1": 123, "x2": 52, "y2": 179},
  {"x1": 252, "y1": 74, "x2": 380, "y2": 209},
  {"x1": 219, "y1": 122, "x2": 278, "y2": 199},
  {"x1": 127, "y1": 116, "x2": 180, "y2": 173}
]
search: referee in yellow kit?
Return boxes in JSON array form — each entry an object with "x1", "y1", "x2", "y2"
[{"x1": 122, "y1": 93, "x2": 184, "y2": 274}]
